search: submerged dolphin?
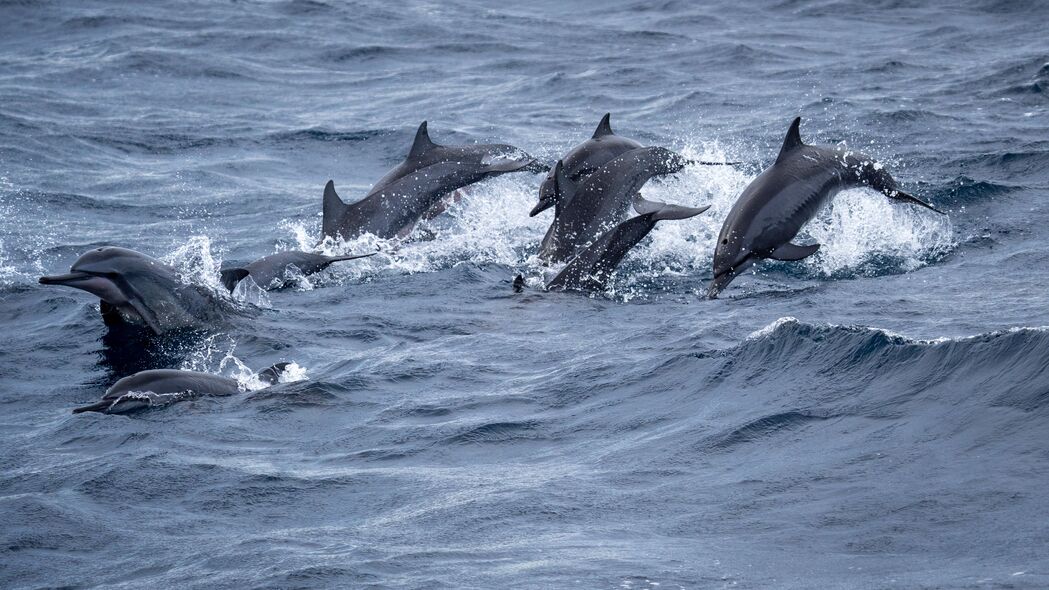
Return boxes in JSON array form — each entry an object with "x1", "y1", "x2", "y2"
[
  {"x1": 219, "y1": 250, "x2": 376, "y2": 292},
  {"x1": 39, "y1": 247, "x2": 224, "y2": 334},
  {"x1": 323, "y1": 121, "x2": 544, "y2": 240},
  {"x1": 539, "y1": 146, "x2": 688, "y2": 263},
  {"x1": 531, "y1": 113, "x2": 642, "y2": 217},
  {"x1": 707, "y1": 117, "x2": 945, "y2": 298},
  {"x1": 547, "y1": 197, "x2": 710, "y2": 292},
  {"x1": 72, "y1": 363, "x2": 290, "y2": 414}
]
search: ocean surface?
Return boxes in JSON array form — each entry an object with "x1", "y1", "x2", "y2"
[{"x1": 2, "y1": 1, "x2": 1048, "y2": 588}]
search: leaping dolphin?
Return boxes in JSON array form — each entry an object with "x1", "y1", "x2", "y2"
[
  {"x1": 219, "y1": 250, "x2": 376, "y2": 292},
  {"x1": 39, "y1": 247, "x2": 225, "y2": 334},
  {"x1": 323, "y1": 121, "x2": 544, "y2": 240},
  {"x1": 538, "y1": 146, "x2": 688, "y2": 263},
  {"x1": 531, "y1": 113, "x2": 643, "y2": 217},
  {"x1": 707, "y1": 117, "x2": 945, "y2": 298},
  {"x1": 531, "y1": 112, "x2": 737, "y2": 218},
  {"x1": 546, "y1": 197, "x2": 711, "y2": 292},
  {"x1": 72, "y1": 363, "x2": 290, "y2": 414}
]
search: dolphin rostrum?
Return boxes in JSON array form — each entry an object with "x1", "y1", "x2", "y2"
[
  {"x1": 708, "y1": 117, "x2": 945, "y2": 298},
  {"x1": 219, "y1": 250, "x2": 376, "y2": 292},
  {"x1": 547, "y1": 197, "x2": 711, "y2": 292},
  {"x1": 323, "y1": 121, "x2": 544, "y2": 240},
  {"x1": 71, "y1": 363, "x2": 290, "y2": 414},
  {"x1": 539, "y1": 146, "x2": 688, "y2": 263},
  {"x1": 39, "y1": 246, "x2": 225, "y2": 334}
]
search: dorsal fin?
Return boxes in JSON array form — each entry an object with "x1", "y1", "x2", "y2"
[
  {"x1": 592, "y1": 113, "x2": 614, "y2": 138},
  {"x1": 322, "y1": 180, "x2": 349, "y2": 239},
  {"x1": 776, "y1": 117, "x2": 804, "y2": 164},
  {"x1": 408, "y1": 121, "x2": 438, "y2": 159}
]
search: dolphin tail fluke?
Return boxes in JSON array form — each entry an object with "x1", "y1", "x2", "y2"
[
  {"x1": 892, "y1": 190, "x2": 945, "y2": 215},
  {"x1": 327, "y1": 252, "x2": 378, "y2": 264},
  {"x1": 257, "y1": 362, "x2": 292, "y2": 386},
  {"x1": 632, "y1": 195, "x2": 711, "y2": 221},
  {"x1": 219, "y1": 268, "x2": 250, "y2": 293},
  {"x1": 72, "y1": 400, "x2": 112, "y2": 414},
  {"x1": 767, "y1": 242, "x2": 820, "y2": 261},
  {"x1": 322, "y1": 180, "x2": 350, "y2": 238},
  {"x1": 686, "y1": 159, "x2": 743, "y2": 166}
]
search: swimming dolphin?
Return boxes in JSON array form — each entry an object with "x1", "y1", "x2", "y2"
[
  {"x1": 219, "y1": 250, "x2": 376, "y2": 292},
  {"x1": 72, "y1": 363, "x2": 290, "y2": 414},
  {"x1": 531, "y1": 113, "x2": 643, "y2": 217},
  {"x1": 546, "y1": 197, "x2": 710, "y2": 292},
  {"x1": 531, "y1": 113, "x2": 736, "y2": 218},
  {"x1": 539, "y1": 146, "x2": 688, "y2": 263},
  {"x1": 39, "y1": 246, "x2": 224, "y2": 334},
  {"x1": 707, "y1": 117, "x2": 945, "y2": 298},
  {"x1": 323, "y1": 121, "x2": 544, "y2": 240}
]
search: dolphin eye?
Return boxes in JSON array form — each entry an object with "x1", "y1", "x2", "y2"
[{"x1": 722, "y1": 239, "x2": 728, "y2": 244}]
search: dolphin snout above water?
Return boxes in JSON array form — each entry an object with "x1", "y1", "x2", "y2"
[
  {"x1": 707, "y1": 116, "x2": 945, "y2": 298},
  {"x1": 40, "y1": 246, "x2": 224, "y2": 334}
]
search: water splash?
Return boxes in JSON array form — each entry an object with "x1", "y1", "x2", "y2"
[
  {"x1": 160, "y1": 235, "x2": 227, "y2": 293},
  {"x1": 179, "y1": 333, "x2": 307, "y2": 391}
]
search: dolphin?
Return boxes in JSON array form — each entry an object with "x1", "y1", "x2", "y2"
[
  {"x1": 547, "y1": 197, "x2": 711, "y2": 292},
  {"x1": 323, "y1": 121, "x2": 544, "y2": 240},
  {"x1": 531, "y1": 113, "x2": 643, "y2": 217},
  {"x1": 538, "y1": 146, "x2": 688, "y2": 263},
  {"x1": 707, "y1": 117, "x2": 944, "y2": 298},
  {"x1": 39, "y1": 246, "x2": 224, "y2": 334},
  {"x1": 219, "y1": 250, "x2": 376, "y2": 292},
  {"x1": 72, "y1": 363, "x2": 291, "y2": 414}
]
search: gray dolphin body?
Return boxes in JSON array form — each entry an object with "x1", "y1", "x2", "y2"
[
  {"x1": 531, "y1": 113, "x2": 642, "y2": 217},
  {"x1": 323, "y1": 121, "x2": 543, "y2": 240},
  {"x1": 39, "y1": 247, "x2": 224, "y2": 334},
  {"x1": 72, "y1": 363, "x2": 289, "y2": 414},
  {"x1": 708, "y1": 117, "x2": 945, "y2": 298},
  {"x1": 538, "y1": 146, "x2": 688, "y2": 263},
  {"x1": 219, "y1": 250, "x2": 376, "y2": 292},
  {"x1": 547, "y1": 198, "x2": 710, "y2": 292}
]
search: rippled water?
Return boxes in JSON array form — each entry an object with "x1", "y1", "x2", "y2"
[{"x1": 2, "y1": 1, "x2": 1048, "y2": 588}]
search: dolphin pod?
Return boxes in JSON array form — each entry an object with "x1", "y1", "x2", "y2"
[{"x1": 39, "y1": 114, "x2": 944, "y2": 414}]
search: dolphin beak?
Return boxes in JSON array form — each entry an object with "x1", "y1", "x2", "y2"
[
  {"x1": 893, "y1": 191, "x2": 945, "y2": 215},
  {"x1": 39, "y1": 271, "x2": 92, "y2": 286},
  {"x1": 529, "y1": 196, "x2": 555, "y2": 217}
]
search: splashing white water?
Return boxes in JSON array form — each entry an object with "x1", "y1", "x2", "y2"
[
  {"x1": 180, "y1": 333, "x2": 307, "y2": 391},
  {"x1": 161, "y1": 235, "x2": 227, "y2": 293},
  {"x1": 801, "y1": 188, "x2": 954, "y2": 276}
]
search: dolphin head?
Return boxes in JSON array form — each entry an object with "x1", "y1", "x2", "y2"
[
  {"x1": 530, "y1": 160, "x2": 573, "y2": 217},
  {"x1": 708, "y1": 231, "x2": 755, "y2": 299},
  {"x1": 39, "y1": 247, "x2": 157, "y2": 307}
]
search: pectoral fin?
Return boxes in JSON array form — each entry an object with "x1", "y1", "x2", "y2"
[{"x1": 767, "y1": 242, "x2": 820, "y2": 261}]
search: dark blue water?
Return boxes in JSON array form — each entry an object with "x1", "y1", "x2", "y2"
[{"x1": 2, "y1": 1, "x2": 1048, "y2": 587}]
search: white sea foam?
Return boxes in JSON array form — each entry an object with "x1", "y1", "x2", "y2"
[{"x1": 180, "y1": 333, "x2": 307, "y2": 391}]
